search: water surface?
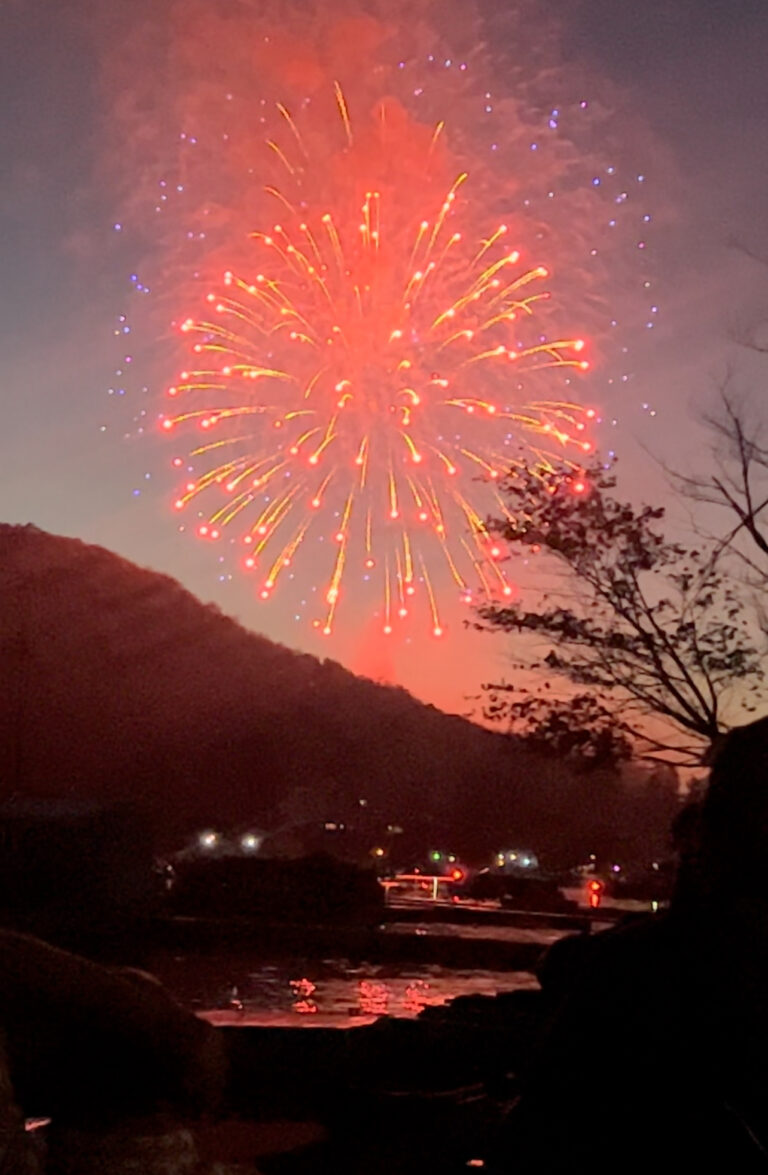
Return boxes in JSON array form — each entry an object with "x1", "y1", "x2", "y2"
[{"x1": 150, "y1": 946, "x2": 546, "y2": 1028}]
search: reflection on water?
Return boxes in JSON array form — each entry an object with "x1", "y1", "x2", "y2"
[
  {"x1": 289, "y1": 976, "x2": 318, "y2": 1015},
  {"x1": 385, "y1": 922, "x2": 570, "y2": 945},
  {"x1": 148, "y1": 952, "x2": 541, "y2": 1027}
]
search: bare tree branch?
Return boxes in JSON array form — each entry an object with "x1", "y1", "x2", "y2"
[
  {"x1": 474, "y1": 460, "x2": 764, "y2": 765},
  {"x1": 669, "y1": 384, "x2": 768, "y2": 591}
]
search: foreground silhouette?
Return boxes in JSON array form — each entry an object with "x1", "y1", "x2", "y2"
[
  {"x1": 0, "y1": 931, "x2": 227, "y2": 1172},
  {"x1": 3, "y1": 720, "x2": 768, "y2": 1171},
  {"x1": 490, "y1": 717, "x2": 768, "y2": 1170}
]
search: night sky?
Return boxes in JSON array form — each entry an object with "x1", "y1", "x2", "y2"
[{"x1": 2, "y1": 0, "x2": 767, "y2": 714}]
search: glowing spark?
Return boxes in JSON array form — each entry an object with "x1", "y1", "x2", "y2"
[{"x1": 166, "y1": 86, "x2": 593, "y2": 634}]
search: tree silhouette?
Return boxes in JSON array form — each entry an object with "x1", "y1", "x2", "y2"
[
  {"x1": 475, "y1": 461, "x2": 764, "y2": 765},
  {"x1": 674, "y1": 386, "x2": 768, "y2": 587},
  {"x1": 479, "y1": 686, "x2": 633, "y2": 770}
]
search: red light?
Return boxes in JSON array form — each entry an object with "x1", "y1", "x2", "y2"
[
  {"x1": 451, "y1": 868, "x2": 464, "y2": 882},
  {"x1": 587, "y1": 879, "x2": 603, "y2": 909}
]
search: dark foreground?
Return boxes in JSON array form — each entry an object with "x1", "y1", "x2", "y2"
[
  {"x1": 8, "y1": 898, "x2": 768, "y2": 1172},
  {"x1": 1, "y1": 925, "x2": 542, "y2": 1174}
]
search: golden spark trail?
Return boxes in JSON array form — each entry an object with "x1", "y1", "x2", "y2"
[{"x1": 167, "y1": 89, "x2": 594, "y2": 636}]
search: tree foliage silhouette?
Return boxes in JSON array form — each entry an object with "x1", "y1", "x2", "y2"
[
  {"x1": 479, "y1": 686, "x2": 633, "y2": 770},
  {"x1": 476, "y1": 462, "x2": 764, "y2": 764}
]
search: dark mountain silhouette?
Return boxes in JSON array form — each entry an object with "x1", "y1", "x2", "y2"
[{"x1": 0, "y1": 524, "x2": 677, "y2": 863}]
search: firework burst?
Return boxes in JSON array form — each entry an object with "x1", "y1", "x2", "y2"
[
  {"x1": 102, "y1": 0, "x2": 656, "y2": 637},
  {"x1": 164, "y1": 87, "x2": 592, "y2": 635}
]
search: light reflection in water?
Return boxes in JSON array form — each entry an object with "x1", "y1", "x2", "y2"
[
  {"x1": 149, "y1": 955, "x2": 540, "y2": 1027},
  {"x1": 357, "y1": 980, "x2": 390, "y2": 1016},
  {"x1": 290, "y1": 976, "x2": 318, "y2": 1015}
]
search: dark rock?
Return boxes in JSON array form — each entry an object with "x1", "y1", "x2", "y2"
[{"x1": 0, "y1": 931, "x2": 226, "y2": 1127}]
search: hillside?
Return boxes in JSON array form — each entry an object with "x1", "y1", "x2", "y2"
[{"x1": 0, "y1": 524, "x2": 676, "y2": 862}]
